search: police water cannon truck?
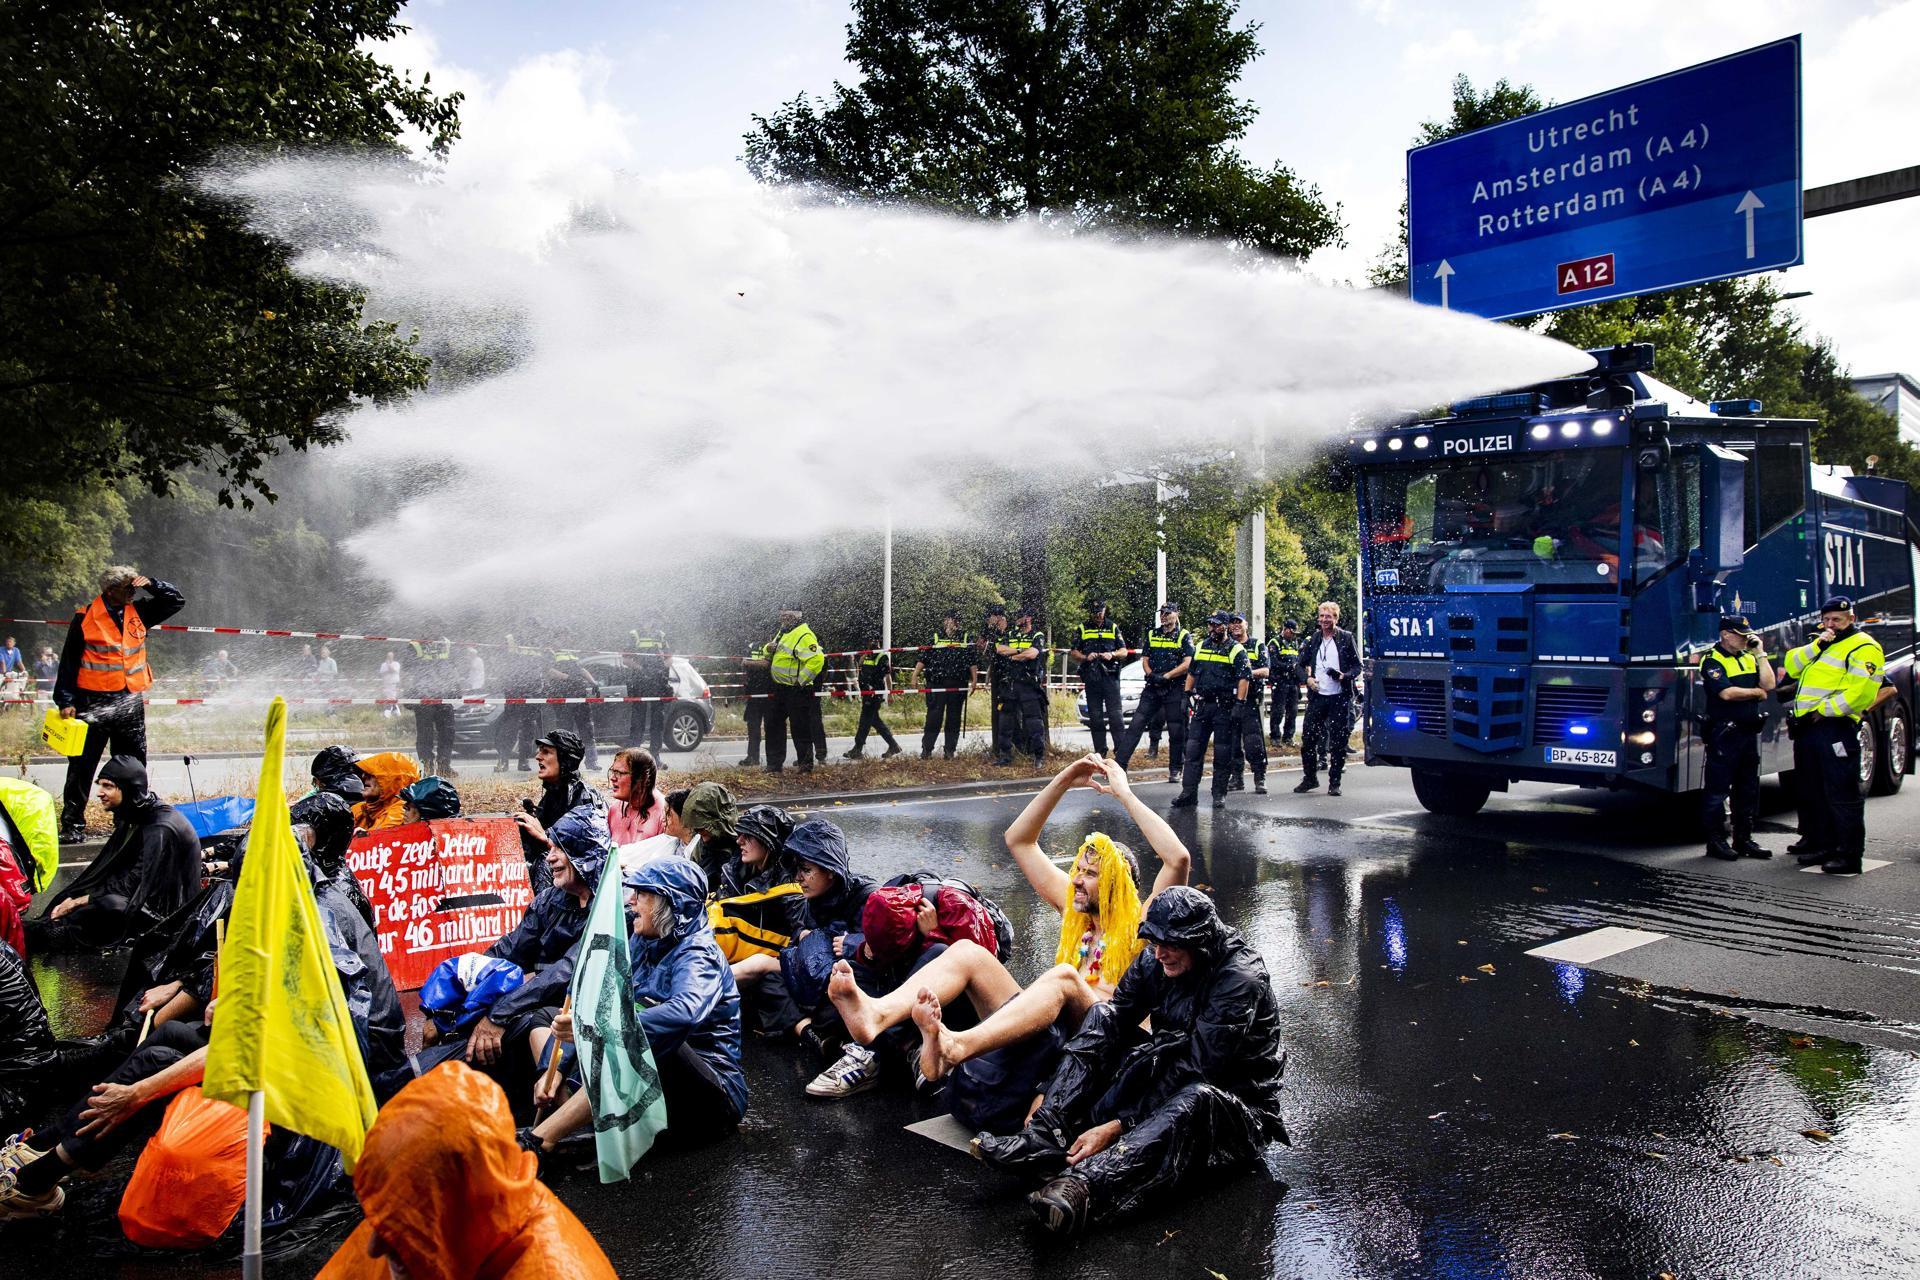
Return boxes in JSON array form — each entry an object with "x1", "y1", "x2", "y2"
[{"x1": 1348, "y1": 344, "x2": 1918, "y2": 816}]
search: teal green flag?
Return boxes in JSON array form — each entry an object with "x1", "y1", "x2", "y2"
[{"x1": 569, "y1": 860, "x2": 667, "y2": 1182}]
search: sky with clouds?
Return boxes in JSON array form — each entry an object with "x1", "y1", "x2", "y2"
[{"x1": 382, "y1": 0, "x2": 1918, "y2": 378}]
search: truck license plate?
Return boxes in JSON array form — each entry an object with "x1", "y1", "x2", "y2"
[{"x1": 1547, "y1": 747, "x2": 1616, "y2": 767}]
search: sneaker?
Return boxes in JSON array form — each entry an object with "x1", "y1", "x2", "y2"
[
  {"x1": 805, "y1": 1043, "x2": 881, "y2": 1098},
  {"x1": 0, "y1": 1132, "x2": 44, "y2": 1178},
  {"x1": 0, "y1": 1169, "x2": 63, "y2": 1221},
  {"x1": 1028, "y1": 1174, "x2": 1093, "y2": 1236},
  {"x1": 1293, "y1": 777, "x2": 1319, "y2": 794}
]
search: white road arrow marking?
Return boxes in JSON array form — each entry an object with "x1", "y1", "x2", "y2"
[
  {"x1": 1735, "y1": 190, "x2": 1764, "y2": 260},
  {"x1": 1434, "y1": 259, "x2": 1455, "y2": 309}
]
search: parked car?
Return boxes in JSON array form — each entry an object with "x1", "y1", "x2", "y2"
[{"x1": 454, "y1": 653, "x2": 715, "y2": 758}]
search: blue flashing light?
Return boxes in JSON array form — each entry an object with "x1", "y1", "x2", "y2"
[
  {"x1": 1449, "y1": 391, "x2": 1546, "y2": 418},
  {"x1": 1382, "y1": 898, "x2": 1408, "y2": 973},
  {"x1": 1391, "y1": 708, "x2": 1415, "y2": 727},
  {"x1": 1554, "y1": 962, "x2": 1586, "y2": 1004},
  {"x1": 1709, "y1": 399, "x2": 1763, "y2": 417},
  {"x1": 1568, "y1": 721, "x2": 1592, "y2": 738}
]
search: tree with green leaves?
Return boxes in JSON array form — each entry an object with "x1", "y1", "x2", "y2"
[
  {"x1": 0, "y1": 1, "x2": 460, "y2": 611},
  {"x1": 746, "y1": 0, "x2": 1343, "y2": 257}
]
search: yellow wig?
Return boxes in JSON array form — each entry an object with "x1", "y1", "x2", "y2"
[{"x1": 1054, "y1": 832, "x2": 1145, "y2": 978}]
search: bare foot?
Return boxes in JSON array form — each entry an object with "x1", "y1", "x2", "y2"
[
  {"x1": 910, "y1": 987, "x2": 949, "y2": 1082},
  {"x1": 828, "y1": 960, "x2": 883, "y2": 1044}
]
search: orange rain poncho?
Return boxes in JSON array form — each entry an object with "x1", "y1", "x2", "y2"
[
  {"x1": 351, "y1": 752, "x2": 421, "y2": 833},
  {"x1": 317, "y1": 1062, "x2": 615, "y2": 1280}
]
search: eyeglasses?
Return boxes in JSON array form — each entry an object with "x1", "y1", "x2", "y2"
[{"x1": 609, "y1": 768, "x2": 631, "y2": 778}]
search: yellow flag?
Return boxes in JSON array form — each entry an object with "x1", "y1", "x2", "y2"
[{"x1": 203, "y1": 697, "x2": 379, "y2": 1169}]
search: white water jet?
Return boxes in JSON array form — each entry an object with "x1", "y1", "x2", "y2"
[{"x1": 211, "y1": 157, "x2": 1592, "y2": 609}]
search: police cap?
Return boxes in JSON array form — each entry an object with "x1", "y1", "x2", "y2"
[
  {"x1": 1820, "y1": 596, "x2": 1854, "y2": 614},
  {"x1": 1013, "y1": 604, "x2": 1035, "y2": 619},
  {"x1": 1157, "y1": 602, "x2": 1178, "y2": 615},
  {"x1": 1282, "y1": 618, "x2": 1300, "y2": 631},
  {"x1": 1206, "y1": 609, "x2": 1232, "y2": 625},
  {"x1": 1228, "y1": 611, "x2": 1246, "y2": 624},
  {"x1": 986, "y1": 604, "x2": 1007, "y2": 618},
  {"x1": 1718, "y1": 613, "x2": 1751, "y2": 633}
]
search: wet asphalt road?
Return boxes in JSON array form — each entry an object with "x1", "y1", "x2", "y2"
[{"x1": 16, "y1": 759, "x2": 1920, "y2": 1278}]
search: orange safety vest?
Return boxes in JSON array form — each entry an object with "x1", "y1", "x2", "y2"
[{"x1": 76, "y1": 597, "x2": 152, "y2": 693}]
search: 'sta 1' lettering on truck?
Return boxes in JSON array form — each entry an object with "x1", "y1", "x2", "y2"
[{"x1": 1347, "y1": 343, "x2": 1918, "y2": 816}]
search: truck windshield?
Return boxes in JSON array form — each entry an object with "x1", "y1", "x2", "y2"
[{"x1": 1363, "y1": 448, "x2": 1625, "y2": 595}]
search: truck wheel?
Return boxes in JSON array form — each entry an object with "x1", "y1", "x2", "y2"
[
  {"x1": 1869, "y1": 705, "x2": 1909, "y2": 797},
  {"x1": 1855, "y1": 718, "x2": 1878, "y2": 798},
  {"x1": 1411, "y1": 769, "x2": 1491, "y2": 816}
]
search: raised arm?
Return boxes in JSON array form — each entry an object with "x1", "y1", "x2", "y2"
[
  {"x1": 1003, "y1": 757, "x2": 1105, "y2": 912},
  {"x1": 1088, "y1": 757, "x2": 1190, "y2": 898}
]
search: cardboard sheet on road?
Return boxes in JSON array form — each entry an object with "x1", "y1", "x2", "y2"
[{"x1": 906, "y1": 1114, "x2": 975, "y2": 1154}]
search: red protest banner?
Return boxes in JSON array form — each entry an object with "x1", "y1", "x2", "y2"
[{"x1": 348, "y1": 817, "x2": 533, "y2": 991}]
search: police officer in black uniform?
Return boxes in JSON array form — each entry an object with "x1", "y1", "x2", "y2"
[
  {"x1": 1117, "y1": 603, "x2": 1193, "y2": 780},
  {"x1": 1070, "y1": 600, "x2": 1131, "y2": 757},
  {"x1": 1699, "y1": 612, "x2": 1776, "y2": 860},
  {"x1": 845, "y1": 646, "x2": 903, "y2": 758},
  {"x1": 1171, "y1": 611, "x2": 1251, "y2": 811},
  {"x1": 1225, "y1": 612, "x2": 1269, "y2": 794},
  {"x1": 1268, "y1": 619, "x2": 1302, "y2": 746},
  {"x1": 627, "y1": 624, "x2": 674, "y2": 766},
  {"x1": 990, "y1": 605, "x2": 1049, "y2": 765},
  {"x1": 493, "y1": 627, "x2": 545, "y2": 773},
  {"x1": 738, "y1": 638, "x2": 773, "y2": 768},
  {"x1": 914, "y1": 610, "x2": 976, "y2": 759}
]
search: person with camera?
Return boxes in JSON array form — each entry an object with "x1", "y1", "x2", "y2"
[
  {"x1": 1295, "y1": 601, "x2": 1361, "y2": 797},
  {"x1": 1783, "y1": 597, "x2": 1885, "y2": 876},
  {"x1": 1698, "y1": 613, "x2": 1776, "y2": 861}
]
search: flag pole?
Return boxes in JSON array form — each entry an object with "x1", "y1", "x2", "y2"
[{"x1": 243, "y1": 1088, "x2": 264, "y2": 1280}]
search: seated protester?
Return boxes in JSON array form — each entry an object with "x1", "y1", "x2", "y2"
[
  {"x1": 0, "y1": 829, "x2": 30, "y2": 959},
  {"x1": 805, "y1": 876, "x2": 1004, "y2": 1100},
  {"x1": 727, "y1": 819, "x2": 875, "y2": 1058},
  {"x1": 1, "y1": 778, "x2": 60, "y2": 956},
  {"x1": 974, "y1": 887, "x2": 1288, "y2": 1237},
  {"x1": 512, "y1": 730, "x2": 605, "y2": 894},
  {"x1": 292, "y1": 791, "x2": 374, "y2": 928},
  {"x1": 309, "y1": 744, "x2": 366, "y2": 805},
  {"x1": 0, "y1": 940, "x2": 59, "y2": 1135},
  {"x1": 606, "y1": 747, "x2": 667, "y2": 846},
  {"x1": 669, "y1": 781, "x2": 738, "y2": 884},
  {"x1": 524, "y1": 856, "x2": 746, "y2": 1155},
  {"x1": 29, "y1": 756, "x2": 203, "y2": 952},
  {"x1": 399, "y1": 775, "x2": 461, "y2": 823},
  {"x1": 420, "y1": 807, "x2": 612, "y2": 1093},
  {"x1": 827, "y1": 754, "x2": 1188, "y2": 1132},
  {"x1": 316, "y1": 1063, "x2": 615, "y2": 1280},
  {"x1": 710, "y1": 805, "x2": 803, "y2": 1036},
  {"x1": 351, "y1": 751, "x2": 422, "y2": 836},
  {"x1": 98, "y1": 862, "x2": 238, "y2": 1060},
  {"x1": 715, "y1": 804, "x2": 795, "y2": 902},
  {"x1": 0, "y1": 821, "x2": 413, "y2": 1220}
]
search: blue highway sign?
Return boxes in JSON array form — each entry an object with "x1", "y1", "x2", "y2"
[{"x1": 1408, "y1": 36, "x2": 1801, "y2": 320}]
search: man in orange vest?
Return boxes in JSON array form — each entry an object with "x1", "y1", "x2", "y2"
[{"x1": 52, "y1": 565, "x2": 185, "y2": 843}]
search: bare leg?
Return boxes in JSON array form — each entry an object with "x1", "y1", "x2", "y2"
[
  {"x1": 935, "y1": 963, "x2": 1100, "y2": 1073},
  {"x1": 530, "y1": 1085, "x2": 592, "y2": 1148},
  {"x1": 731, "y1": 952, "x2": 779, "y2": 983},
  {"x1": 829, "y1": 939, "x2": 1022, "y2": 1045}
]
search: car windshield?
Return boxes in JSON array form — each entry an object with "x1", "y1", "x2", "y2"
[{"x1": 1363, "y1": 448, "x2": 1626, "y2": 595}]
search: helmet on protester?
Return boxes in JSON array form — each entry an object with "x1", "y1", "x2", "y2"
[
  {"x1": 533, "y1": 729, "x2": 585, "y2": 774},
  {"x1": 400, "y1": 777, "x2": 462, "y2": 821}
]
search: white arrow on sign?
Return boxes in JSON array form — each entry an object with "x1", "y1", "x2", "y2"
[
  {"x1": 1735, "y1": 190, "x2": 1764, "y2": 260},
  {"x1": 1434, "y1": 259, "x2": 1455, "y2": 309}
]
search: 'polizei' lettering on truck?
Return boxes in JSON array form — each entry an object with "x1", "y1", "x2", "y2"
[{"x1": 1441, "y1": 433, "x2": 1516, "y2": 456}]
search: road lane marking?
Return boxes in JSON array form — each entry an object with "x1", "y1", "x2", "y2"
[
  {"x1": 1527, "y1": 926, "x2": 1668, "y2": 965},
  {"x1": 1800, "y1": 858, "x2": 1892, "y2": 875}
]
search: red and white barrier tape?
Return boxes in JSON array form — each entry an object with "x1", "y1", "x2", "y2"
[{"x1": 0, "y1": 683, "x2": 1080, "y2": 708}]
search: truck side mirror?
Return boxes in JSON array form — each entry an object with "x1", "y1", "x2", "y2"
[{"x1": 1692, "y1": 444, "x2": 1747, "y2": 605}]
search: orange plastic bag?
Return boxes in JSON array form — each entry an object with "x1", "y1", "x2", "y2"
[{"x1": 118, "y1": 1087, "x2": 266, "y2": 1249}]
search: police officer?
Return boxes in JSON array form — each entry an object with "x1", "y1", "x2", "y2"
[
  {"x1": 1070, "y1": 600, "x2": 1131, "y2": 757},
  {"x1": 545, "y1": 642, "x2": 600, "y2": 772},
  {"x1": 845, "y1": 645, "x2": 902, "y2": 759},
  {"x1": 408, "y1": 630, "x2": 459, "y2": 777},
  {"x1": 1171, "y1": 611, "x2": 1251, "y2": 810},
  {"x1": 1698, "y1": 613, "x2": 1775, "y2": 861},
  {"x1": 766, "y1": 605, "x2": 826, "y2": 774},
  {"x1": 738, "y1": 638, "x2": 774, "y2": 768},
  {"x1": 990, "y1": 606, "x2": 1049, "y2": 765},
  {"x1": 493, "y1": 629, "x2": 545, "y2": 773},
  {"x1": 626, "y1": 625, "x2": 674, "y2": 766},
  {"x1": 914, "y1": 609, "x2": 976, "y2": 759},
  {"x1": 1117, "y1": 603, "x2": 1193, "y2": 780},
  {"x1": 1783, "y1": 597, "x2": 1886, "y2": 875},
  {"x1": 1225, "y1": 613, "x2": 1269, "y2": 794},
  {"x1": 1267, "y1": 619, "x2": 1302, "y2": 746}
]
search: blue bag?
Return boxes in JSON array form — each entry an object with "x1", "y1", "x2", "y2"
[{"x1": 419, "y1": 953, "x2": 527, "y2": 1035}]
